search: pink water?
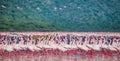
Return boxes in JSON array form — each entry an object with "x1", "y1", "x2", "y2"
[{"x1": 0, "y1": 55, "x2": 120, "y2": 61}]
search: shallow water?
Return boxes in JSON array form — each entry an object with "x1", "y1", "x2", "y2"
[{"x1": 0, "y1": 55, "x2": 120, "y2": 61}]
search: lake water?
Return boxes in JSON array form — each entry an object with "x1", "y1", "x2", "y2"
[{"x1": 0, "y1": 54, "x2": 120, "y2": 61}]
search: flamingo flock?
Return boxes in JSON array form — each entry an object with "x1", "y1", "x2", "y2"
[{"x1": 0, "y1": 32, "x2": 120, "y2": 57}]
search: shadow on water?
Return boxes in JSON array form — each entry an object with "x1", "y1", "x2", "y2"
[{"x1": 0, "y1": 54, "x2": 120, "y2": 61}]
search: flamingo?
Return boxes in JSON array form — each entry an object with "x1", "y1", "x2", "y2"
[
  {"x1": 87, "y1": 44, "x2": 101, "y2": 51},
  {"x1": 57, "y1": 44, "x2": 68, "y2": 52},
  {"x1": 0, "y1": 32, "x2": 120, "y2": 56},
  {"x1": 25, "y1": 39, "x2": 41, "y2": 52},
  {"x1": 26, "y1": 44, "x2": 35, "y2": 52},
  {"x1": 36, "y1": 42, "x2": 43, "y2": 49},
  {"x1": 4, "y1": 45, "x2": 14, "y2": 52},
  {"x1": 112, "y1": 39, "x2": 120, "y2": 53},
  {"x1": 108, "y1": 45, "x2": 117, "y2": 51},
  {"x1": 42, "y1": 40, "x2": 52, "y2": 49},
  {"x1": 77, "y1": 39, "x2": 91, "y2": 51},
  {"x1": 13, "y1": 44, "x2": 23, "y2": 51}
]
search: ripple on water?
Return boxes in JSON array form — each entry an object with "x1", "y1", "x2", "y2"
[{"x1": 0, "y1": 54, "x2": 120, "y2": 61}]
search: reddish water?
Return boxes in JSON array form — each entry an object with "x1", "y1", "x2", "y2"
[{"x1": 0, "y1": 54, "x2": 120, "y2": 61}]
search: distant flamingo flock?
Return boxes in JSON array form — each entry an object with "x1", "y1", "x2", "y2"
[{"x1": 0, "y1": 32, "x2": 120, "y2": 56}]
